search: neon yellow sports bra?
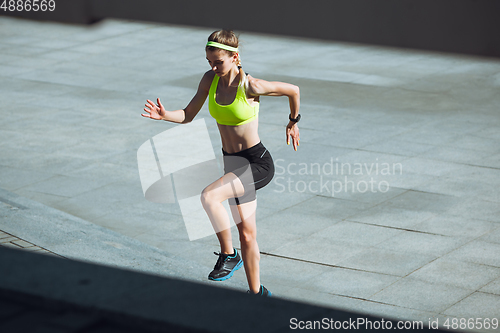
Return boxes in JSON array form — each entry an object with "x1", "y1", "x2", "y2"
[{"x1": 208, "y1": 74, "x2": 259, "y2": 126}]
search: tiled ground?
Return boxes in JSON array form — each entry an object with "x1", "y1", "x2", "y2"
[{"x1": 1, "y1": 16, "x2": 499, "y2": 331}]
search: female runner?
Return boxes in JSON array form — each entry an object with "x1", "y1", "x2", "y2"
[{"x1": 142, "y1": 30, "x2": 300, "y2": 296}]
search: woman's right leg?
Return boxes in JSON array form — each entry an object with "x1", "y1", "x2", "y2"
[
  {"x1": 201, "y1": 172, "x2": 245, "y2": 254},
  {"x1": 230, "y1": 200, "x2": 261, "y2": 294},
  {"x1": 201, "y1": 172, "x2": 246, "y2": 281}
]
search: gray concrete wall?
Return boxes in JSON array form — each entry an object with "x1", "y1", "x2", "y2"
[{"x1": 2, "y1": 0, "x2": 500, "y2": 57}]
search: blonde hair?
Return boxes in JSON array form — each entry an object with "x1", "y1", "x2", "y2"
[{"x1": 206, "y1": 30, "x2": 247, "y2": 87}]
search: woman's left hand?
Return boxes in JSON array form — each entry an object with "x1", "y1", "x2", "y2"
[{"x1": 286, "y1": 122, "x2": 300, "y2": 151}]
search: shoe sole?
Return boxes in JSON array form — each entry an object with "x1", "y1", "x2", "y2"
[{"x1": 208, "y1": 259, "x2": 243, "y2": 281}]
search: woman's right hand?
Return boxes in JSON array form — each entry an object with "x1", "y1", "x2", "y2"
[{"x1": 142, "y1": 98, "x2": 166, "y2": 120}]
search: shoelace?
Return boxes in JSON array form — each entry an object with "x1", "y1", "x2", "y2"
[{"x1": 213, "y1": 252, "x2": 228, "y2": 269}]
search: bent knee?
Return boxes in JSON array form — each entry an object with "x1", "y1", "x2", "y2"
[
  {"x1": 200, "y1": 188, "x2": 212, "y2": 206},
  {"x1": 239, "y1": 230, "x2": 257, "y2": 244},
  {"x1": 200, "y1": 186, "x2": 222, "y2": 206}
]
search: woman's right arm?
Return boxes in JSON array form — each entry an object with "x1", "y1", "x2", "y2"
[{"x1": 142, "y1": 71, "x2": 213, "y2": 124}]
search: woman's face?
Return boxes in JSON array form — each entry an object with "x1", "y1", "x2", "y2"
[{"x1": 206, "y1": 49, "x2": 236, "y2": 77}]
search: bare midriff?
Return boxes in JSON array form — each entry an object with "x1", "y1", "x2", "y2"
[{"x1": 218, "y1": 117, "x2": 260, "y2": 154}]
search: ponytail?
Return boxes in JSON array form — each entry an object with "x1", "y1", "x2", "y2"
[
  {"x1": 207, "y1": 29, "x2": 247, "y2": 89},
  {"x1": 237, "y1": 58, "x2": 247, "y2": 89}
]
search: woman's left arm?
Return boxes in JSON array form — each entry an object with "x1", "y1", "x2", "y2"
[{"x1": 248, "y1": 77, "x2": 301, "y2": 151}]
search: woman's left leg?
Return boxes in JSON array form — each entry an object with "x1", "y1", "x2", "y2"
[{"x1": 230, "y1": 199, "x2": 261, "y2": 294}]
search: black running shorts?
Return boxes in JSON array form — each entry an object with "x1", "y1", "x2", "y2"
[{"x1": 223, "y1": 141, "x2": 274, "y2": 205}]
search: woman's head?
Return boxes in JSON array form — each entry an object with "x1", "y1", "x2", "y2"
[{"x1": 206, "y1": 30, "x2": 242, "y2": 77}]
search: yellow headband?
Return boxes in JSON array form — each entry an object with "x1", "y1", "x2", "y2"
[{"x1": 206, "y1": 41, "x2": 238, "y2": 53}]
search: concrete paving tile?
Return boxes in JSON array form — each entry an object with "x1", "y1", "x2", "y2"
[
  {"x1": 62, "y1": 161, "x2": 140, "y2": 184},
  {"x1": 5, "y1": 118, "x2": 81, "y2": 143},
  {"x1": 351, "y1": 74, "x2": 404, "y2": 87},
  {"x1": 272, "y1": 233, "x2": 367, "y2": 266},
  {"x1": 479, "y1": 227, "x2": 500, "y2": 245},
  {"x1": 0, "y1": 232, "x2": 11, "y2": 239},
  {"x1": 408, "y1": 258, "x2": 500, "y2": 290},
  {"x1": 381, "y1": 88, "x2": 461, "y2": 113},
  {"x1": 0, "y1": 63, "x2": 36, "y2": 77},
  {"x1": 131, "y1": 226, "x2": 190, "y2": 252},
  {"x1": 427, "y1": 117, "x2": 491, "y2": 136},
  {"x1": 0, "y1": 235, "x2": 17, "y2": 243},
  {"x1": 445, "y1": 134, "x2": 500, "y2": 154},
  {"x1": 50, "y1": 183, "x2": 145, "y2": 221},
  {"x1": 15, "y1": 69, "x2": 104, "y2": 88},
  {"x1": 443, "y1": 292, "x2": 500, "y2": 319},
  {"x1": 348, "y1": 205, "x2": 437, "y2": 229},
  {"x1": 480, "y1": 153, "x2": 500, "y2": 169},
  {"x1": 337, "y1": 247, "x2": 437, "y2": 277},
  {"x1": 259, "y1": 255, "x2": 333, "y2": 289},
  {"x1": 31, "y1": 38, "x2": 83, "y2": 50},
  {"x1": 444, "y1": 240, "x2": 500, "y2": 268},
  {"x1": 414, "y1": 177, "x2": 499, "y2": 201},
  {"x1": 13, "y1": 188, "x2": 70, "y2": 207},
  {"x1": 420, "y1": 146, "x2": 491, "y2": 165},
  {"x1": 373, "y1": 173, "x2": 437, "y2": 191},
  {"x1": 304, "y1": 267, "x2": 401, "y2": 299},
  {"x1": 312, "y1": 130, "x2": 390, "y2": 150},
  {"x1": 375, "y1": 231, "x2": 469, "y2": 257},
  {"x1": 451, "y1": 198, "x2": 500, "y2": 223},
  {"x1": 384, "y1": 190, "x2": 458, "y2": 214},
  {"x1": 449, "y1": 85, "x2": 500, "y2": 109},
  {"x1": 370, "y1": 109, "x2": 432, "y2": 126},
  {"x1": 362, "y1": 139, "x2": 437, "y2": 157},
  {"x1": 1, "y1": 55, "x2": 61, "y2": 71},
  {"x1": 413, "y1": 215, "x2": 498, "y2": 238},
  {"x1": 331, "y1": 150, "x2": 407, "y2": 181},
  {"x1": 348, "y1": 301, "x2": 439, "y2": 326},
  {"x1": 314, "y1": 221, "x2": 403, "y2": 247},
  {"x1": 475, "y1": 126, "x2": 500, "y2": 141},
  {"x1": 258, "y1": 210, "x2": 341, "y2": 237},
  {"x1": 279, "y1": 195, "x2": 374, "y2": 221},
  {"x1": 320, "y1": 184, "x2": 407, "y2": 206},
  {"x1": 400, "y1": 78, "x2": 458, "y2": 94},
  {"x1": 0, "y1": 242, "x2": 21, "y2": 249},
  {"x1": 153, "y1": 238, "x2": 211, "y2": 261},
  {"x1": 0, "y1": 166, "x2": 55, "y2": 192},
  {"x1": 38, "y1": 49, "x2": 89, "y2": 62},
  {"x1": 480, "y1": 278, "x2": 500, "y2": 296},
  {"x1": 54, "y1": 141, "x2": 130, "y2": 161},
  {"x1": 370, "y1": 277, "x2": 474, "y2": 313},
  {"x1": 131, "y1": 198, "x2": 183, "y2": 218},
  {"x1": 396, "y1": 157, "x2": 464, "y2": 177},
  {"x1": 17, "y1": 175, "x2": 106, "y2": 198},
  {"x1": 94, "y1": 205, "x2": 186, "y2": 241},
  {"x1": 11, "y1": 239, "x2": 35, "y2": 249},
  {"x1": 0, "y1": 44, "x2": 51, "y2": 57},
  {"x1": 256, "y1": 225, "x2": 308, "y2": 253},
  {"x1": 14, "y1": 154, "x2": 98, "y2": 178},
  {"x1": 256, "y1": 187, "x2": 317, "y2": 213},
  {"x1": 275, "y1": 286, "x2": 369, "y2": 314},
  {"x1": 271, "y1": 142, "x2": 353, "y2": 173}
]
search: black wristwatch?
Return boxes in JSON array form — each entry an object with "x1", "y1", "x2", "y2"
[{"x1": 289, "y1": 114, "x2": 301, "y2": 123}]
